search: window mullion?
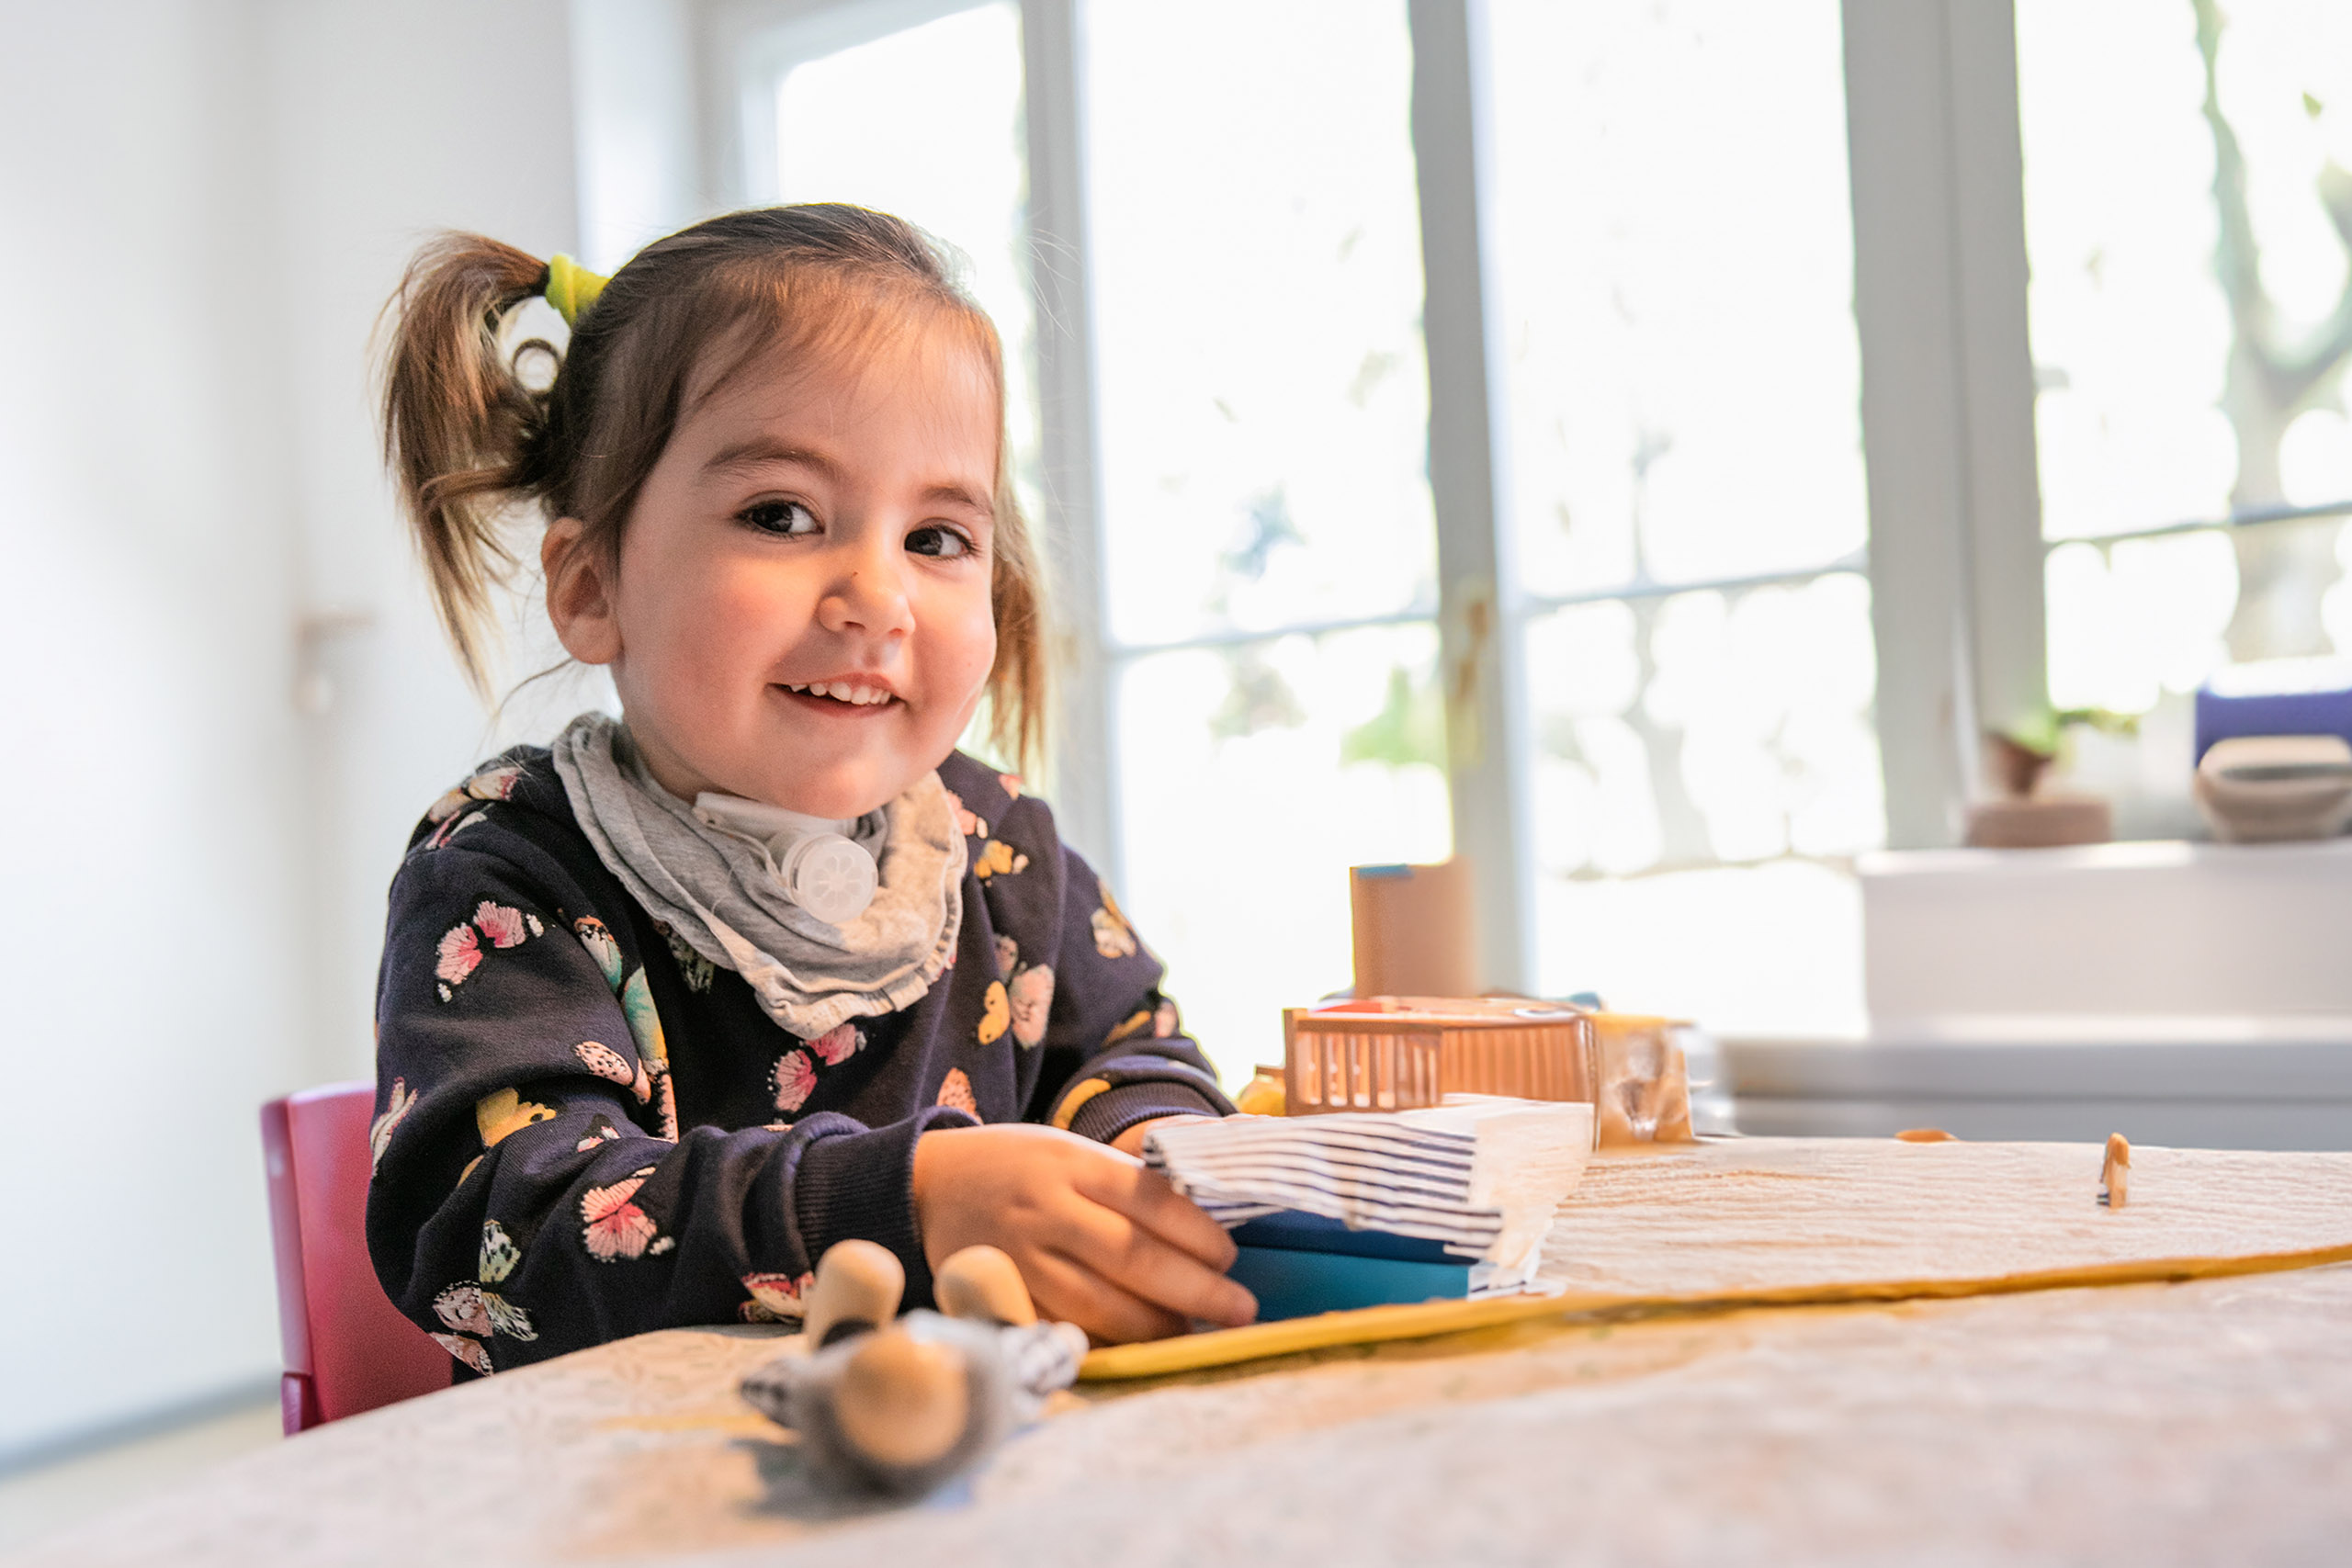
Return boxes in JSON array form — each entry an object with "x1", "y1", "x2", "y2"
[
  {"x1": 1020, "y1": 0, "x2": 1123, "y2": 878},
  {"x1": 1843, "y1": 0, "x2": 1984, "y2": 849},
  {"x1": 1844, "y1": 0, "x2": 2046, "y2": 850},
  {"x1": 1942, "y1": 0, "x2": 2047, "y2": 771},
  {"x1": 1408, "y1": 0, "x2": 1535, "y2": 994}
]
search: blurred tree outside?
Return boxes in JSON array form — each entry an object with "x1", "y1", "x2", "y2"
[
  {"x1": 1340, "y1": 663, "x2": 1448, "y2": 770},
  {"x1": 2191, "y1": 0, "x2": 2352, "y2": 660}
]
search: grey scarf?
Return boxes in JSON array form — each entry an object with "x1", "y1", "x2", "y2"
[{"x1": 549, "y1": 713, "x2": 965, "y2": 1039}]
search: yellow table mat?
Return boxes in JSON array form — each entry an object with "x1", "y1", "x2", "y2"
[{"x1": 1084, "y1": 1136, "x2": 2352, "y2": 1381}]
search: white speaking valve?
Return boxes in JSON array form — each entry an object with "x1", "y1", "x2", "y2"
[
  {"x1": 692, "y1": 794, "x2": 879, "y2": 924},
  {"x1": 777, "y1": 832, "x2": 877, "y2": 924}
]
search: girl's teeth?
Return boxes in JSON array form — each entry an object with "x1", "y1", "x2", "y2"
[{"x1": 792, "y1": 682, "x2": 887, "y2": 705}]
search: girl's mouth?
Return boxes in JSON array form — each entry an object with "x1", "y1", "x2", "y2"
[{"x1": 775, "y1": 681, "x2": 901, "y2": 715}]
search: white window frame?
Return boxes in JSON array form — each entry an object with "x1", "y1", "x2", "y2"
[
  {"x1": 574, "y1": 0, "x2": 2262, "y2": 993},
  {"x1": 1841, "y1": 0, "x2": 2047, "y2": 852},
  {"x1": 1406, "y1": 0, "x2": 2043, "y2": 988}
]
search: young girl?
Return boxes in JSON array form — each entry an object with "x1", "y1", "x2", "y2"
[{"x1": 367, "y1": 205, "x2": 1254, "y2": 1374}]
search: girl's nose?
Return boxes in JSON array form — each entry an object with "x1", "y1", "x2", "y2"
[{"x1": 816, "y1": 535, "x2": 917, "y2": 640}]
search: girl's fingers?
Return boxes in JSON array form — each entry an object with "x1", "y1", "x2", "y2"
[
  {"x1": 1023, "y1": 1247, "x2": 1187, "y2": 1344},
  {"x1": 1048, "y1": 1196, "x2": 1257, "y2": 1329},
  {"x1": 1074, "y1": 1159, "x2": 1239, "y2": 1270}
]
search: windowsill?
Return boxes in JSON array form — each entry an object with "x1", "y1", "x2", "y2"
[
  {"x1": 1715, "y1": 1021, "x2": 2352, "y2": 1152},
  {"x1": 1748, "y1": 838, "x2": 2352, "y2": 1148},
  {"x1": 1859, "y1": 834, "x2": 2352, "y2": 878},
  {"x1": 1859, "y1": 836, "x2": 2352, "y2": 1021},
  {"x1": 1724, "y1": 1015, "x2": 2352, "y2": 1091}
]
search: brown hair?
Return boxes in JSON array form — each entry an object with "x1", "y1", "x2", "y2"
[{"x1": 379, "y1": 204, "x2": 1046, "y2": 768}]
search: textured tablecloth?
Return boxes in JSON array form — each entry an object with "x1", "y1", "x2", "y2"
[
  {"x1": 1540, "y1": 1137, "x2": 2352, "y2": 1293},
  {"x1": 17, "y1": 1138, "x2": 2351, "y2": 1568}
]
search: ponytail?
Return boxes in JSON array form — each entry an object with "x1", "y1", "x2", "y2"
[{"x1": 379, "y1": 233, "x2": 556, "y2": 697}]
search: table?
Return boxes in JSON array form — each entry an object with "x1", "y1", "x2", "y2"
[{"x1": 21, "y1": 1139, "x2": 2352, "y2": 1566}]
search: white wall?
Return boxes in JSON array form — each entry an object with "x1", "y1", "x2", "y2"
[
  {"x1": 0, "y1": 0, "x2": 581, "y2": 1461},
  {"x1": 571, "y1": 0, "x2": 706, "y2": 272},
  {"x1": 261, "y1": 0, "x2": 589, "y2": 1093}
]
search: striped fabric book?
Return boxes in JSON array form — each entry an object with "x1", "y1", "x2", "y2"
[{"x1": 1144, "y1": 1098, "x2": 1595, "y2": 1303}]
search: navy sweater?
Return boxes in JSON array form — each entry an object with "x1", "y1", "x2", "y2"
[{"x1": 366, "y1": 748, "x2": 1228, "y2": 1374}]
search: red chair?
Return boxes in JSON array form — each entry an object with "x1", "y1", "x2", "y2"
[{"x1": 261, "y1": 1081, "x2": 451, "y2": 1433}]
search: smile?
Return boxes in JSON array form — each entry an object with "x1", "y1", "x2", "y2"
[{"x1": 777, "y1": 681, "x2": 898, "y2": 708}]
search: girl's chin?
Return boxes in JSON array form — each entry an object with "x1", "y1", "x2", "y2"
[{"x1": 730, "y1": 757, "x2": 944, "y2": 819}]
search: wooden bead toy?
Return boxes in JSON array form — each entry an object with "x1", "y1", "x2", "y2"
[
  {"x1": 833, "y1": 1330, "x2": 971, "y2": 1471},
  {"x1": 2100, "y1": 1134, "x2": 2131, "y2": 1210},
  {"x1": 739, "y1": 1239, "x2": 1087, "y2": 1499},
  {"x1": 801, "y1": 1237, "x2": 903, "y2": 1348}
]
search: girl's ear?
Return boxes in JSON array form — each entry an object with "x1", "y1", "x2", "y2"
[{"x1": 544, "y1": 518, "x2": 623, "y2": 665}]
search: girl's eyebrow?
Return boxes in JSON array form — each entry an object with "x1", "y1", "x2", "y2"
[
  {"x1": 703, "y1": 437, "x2": 836, "y2": 480},
  {"x1": 922, "y1": 482, "x2": 996, "y2": 520}
]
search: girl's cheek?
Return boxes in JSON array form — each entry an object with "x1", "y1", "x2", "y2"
[
  {"x1": 642, "y1": 581, "x2": 771, "y2": 721},
  {"x1": 927, "y1": 616, "x2": 994, "y2": 735},
  {"x1": 694, "y1": 564, "x2": 810, "y2": 660},
  {"x1": 952, "y1": 611, "x2": 999, "y2": 703}
]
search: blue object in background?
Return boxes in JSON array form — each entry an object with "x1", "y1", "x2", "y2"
[
  {"x1": 1225, "y1": 1210, "x2": 1476, "y2": 1319},
  {"x1": 2195, "y1": 663, "x2": 2352, "y2": 762},
  {"x1": 1227, "y1": 1247, "x2": 1471, "y2": 1319},
  {"x1": 1227, "y1": 1209, "x2": 1464, "y2": 1264}
]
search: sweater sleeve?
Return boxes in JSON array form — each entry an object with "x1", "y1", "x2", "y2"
[
  {"x1": 364, "y1": 833, "x2": 967, "y2": 1374},
  {"x1": 978, "y1": 792, "x2": 1233, "y2": 1145}
]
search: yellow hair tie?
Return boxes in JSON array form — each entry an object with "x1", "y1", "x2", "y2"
[{"x1": 542, "y1": 254, "x2": 608, "y2": 326}]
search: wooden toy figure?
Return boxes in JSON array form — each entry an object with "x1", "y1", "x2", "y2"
[{"x1": 740, "y1": 1241, "x2": 1087, "y2": 1497}]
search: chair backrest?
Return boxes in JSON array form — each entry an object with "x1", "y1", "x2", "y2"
[{"x1": 260, "y1": 1081, "x2": 450, "y2": 1433}]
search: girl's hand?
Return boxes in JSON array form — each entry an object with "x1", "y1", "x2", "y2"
[{"x1": 910, "y1": 1123, "x2": 1256, "y2": 1343}]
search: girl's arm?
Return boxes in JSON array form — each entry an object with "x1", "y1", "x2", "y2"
[
  {"x1": 909, "y1": 762, "x2": 1254, "y2": 1340},
  {"x1": 366, "y1": 838, "x2": 965, "y2": 1373},
  {"x1": 946, "y1": 767, "x2": 1234, "y2": 1143}
]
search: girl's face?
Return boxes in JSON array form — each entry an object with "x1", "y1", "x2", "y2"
[{"x1": 548, "y1": 318, "x2": 1001, "y2": 819}]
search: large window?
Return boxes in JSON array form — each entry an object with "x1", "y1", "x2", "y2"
[
  {"x1": 1085, "y1": 0, "x2": 1447, "y2": 1074},
  {"x1": 1488, "y1": 0, "x2": 1877, "y2": 1035},
  {"x1": 594, "y1": 0, "x2": 2352, "y2": 1077},
  {"x1": 2018, "y1": 0, "x2": 2352, "y2": 835}
]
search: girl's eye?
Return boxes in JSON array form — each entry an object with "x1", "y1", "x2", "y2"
[
  {"x1": 906, "y1": 525, "x2": 974, "y2": 560},
  {"x1": 740, "y1": 500, "x2": 819, "y2": 537}
]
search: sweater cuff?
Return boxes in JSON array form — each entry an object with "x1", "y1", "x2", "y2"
[
  {"x1": 1065, "y1": 1079, "x2": 1224, "y2": 1146},
  {"x1": 788, "y1": 1106, "x2": 976, "y2": 1309}
]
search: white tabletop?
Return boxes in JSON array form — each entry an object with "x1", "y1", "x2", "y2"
[{"x1": 20, "y1": 1139, "x2": 2351, "y2": 1567}]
